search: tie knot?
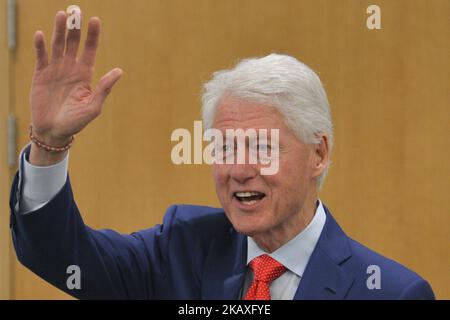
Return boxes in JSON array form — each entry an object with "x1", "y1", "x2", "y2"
[{"x1": 249, "y1": 254, "x2": 286, "y2": 283}]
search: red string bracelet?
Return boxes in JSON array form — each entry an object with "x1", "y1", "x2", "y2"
[{"x1": 29, "y1": 125, "x2": 74, "y2": 152}]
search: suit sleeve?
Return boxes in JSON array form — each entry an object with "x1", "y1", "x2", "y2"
[
  {"x1": 9, "y1": 170, "x2": 169, "y2": 299},
  {"x1": 398, "y1": 278, "x2": 435, "y2": 300}
]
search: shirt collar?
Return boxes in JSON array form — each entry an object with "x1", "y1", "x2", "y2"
[{"x1": 246, "y1": 200, "x2": 327, "y2": 277}]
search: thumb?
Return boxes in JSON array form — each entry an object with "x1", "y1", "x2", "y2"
[{"x1": 90, "y1": 68, "x2": 123, "y2": 113}]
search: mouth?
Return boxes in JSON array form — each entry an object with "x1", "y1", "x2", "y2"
[{"x1": 233, "y1": 191, "x2": 266, "y2": 206}]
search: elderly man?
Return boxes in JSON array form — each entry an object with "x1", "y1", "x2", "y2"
[{"x1": 10, "y1": 11, "x2": 434, "y2": 300}]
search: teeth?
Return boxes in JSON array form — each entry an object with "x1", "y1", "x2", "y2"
[
  {"x1": 241, "y1": 200, "x2": 257, "y2": 205},
  {"x1": 235, "y1": 191, "x2": 261, "y2": 197}
]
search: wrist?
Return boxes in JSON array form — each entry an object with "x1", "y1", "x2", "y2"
[
  {"x1": 28, "y1": 125, "x2": 73, "y2": 166},
  {"x1": 30, "y1": 126, "x2": 72, "y2": 147},
  {"x1": 29, "y1": 125, "x2": 74, "y2": 152},
  {"x1": 29, "y1": 142, "x2": 68, "y2": 166}
]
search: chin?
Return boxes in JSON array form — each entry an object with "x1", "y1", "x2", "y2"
[{"x1": 226, "y1": 209, "x2": 272, "y2": 236}]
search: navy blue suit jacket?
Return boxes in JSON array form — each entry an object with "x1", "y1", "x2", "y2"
[{"x1": 10, "y1": 171, "x2": 435, "y2": 299}]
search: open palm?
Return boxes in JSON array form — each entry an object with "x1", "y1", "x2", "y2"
[{"x1": 30, "y1": 11, "x2": 122, "y2": 145}]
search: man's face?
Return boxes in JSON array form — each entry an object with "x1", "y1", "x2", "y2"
[{"x1": 212, "y1": 97, "x2": 321, "y2": 238}]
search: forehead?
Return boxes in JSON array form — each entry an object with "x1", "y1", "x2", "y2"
[{"x1": 213, "y1": 96, "x2": 287, "y2": 130}]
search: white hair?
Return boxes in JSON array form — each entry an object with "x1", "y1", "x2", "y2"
[{"x1": 201, "y1": 53, "x2": 333, "y2": 188}]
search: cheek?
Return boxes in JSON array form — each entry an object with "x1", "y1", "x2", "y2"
[
  {"x1": 212, "y1": 165, "x2": 228, "y2": 190},
  {"x1": 268, "y1": 166, "x2": 307, "y2": 215},
  {"x1": 276, "y1": 156, "x2": 310, "y2": 190}
]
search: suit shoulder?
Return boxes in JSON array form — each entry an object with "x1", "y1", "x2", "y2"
[
  {"x1": 162, "y1": 204, "x2": 231, "y2": 236},
  {"x1": 345, "y1": 238, "x2": 434, "y2": 299},
  {"x1": 348, "y1": 238, "x2": 420, "y2": 280}
]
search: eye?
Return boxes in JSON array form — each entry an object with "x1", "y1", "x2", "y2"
[
  {"x1": 217, "y1": 144, "x2": 234, "y2": 160},
  {"x1": 257, "y1": 144, "x2": 270, "y2": 152},
  {"x1": 223, "y1": 144, "x2": 232, "y2": 152}
]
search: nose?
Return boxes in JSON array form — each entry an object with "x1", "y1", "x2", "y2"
[{"x1": 229, "y1": 163, "x2": 259, "y2": 184}]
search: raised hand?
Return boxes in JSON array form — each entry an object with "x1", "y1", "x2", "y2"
[{"x1": 30, "y1": 10, "x2": 122, "y2": 150}]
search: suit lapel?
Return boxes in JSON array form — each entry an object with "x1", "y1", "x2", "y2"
[
  {"x1": 293, "y1": 246, "x2": 354, "y2": 299},
  {"x1": 294, "y1": 206, "x2": 354, "y2": 300},
  {"x1": 201, "y1": 228, "x2": 247, "y2": 299}
]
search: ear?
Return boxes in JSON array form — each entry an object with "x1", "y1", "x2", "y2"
[{"x1": 311, "y1": 133, "x2": 329, "y2": 179}]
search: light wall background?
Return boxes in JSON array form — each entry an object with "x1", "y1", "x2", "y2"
[{"x1": 0, "y1": 0, "x2": 449, "y2": 299}]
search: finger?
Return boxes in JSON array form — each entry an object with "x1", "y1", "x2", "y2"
[
  {"x1": 90, "y1": 68, "x2": 123, "y2": 113},
  {"x1": 65, "y1": 10, "x2": 82, "y2": 59},
  {"x1": 79, "y1": 17, "x2": 101, "y2": 67},
  {"x1": 34, "y1": 30, "x2": 48, "y2": 70},
  {"x1": 51, "y1": 11, "x2": 67, "y2": 61}
]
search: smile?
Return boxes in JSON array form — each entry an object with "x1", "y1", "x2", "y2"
[{"x1": 233, "y1": 191, "x2": 266, "y2": 206}]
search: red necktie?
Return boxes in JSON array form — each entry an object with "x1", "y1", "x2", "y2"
[{"x1": 243, "y1": 254, "x2": 286, "y2": 300}]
